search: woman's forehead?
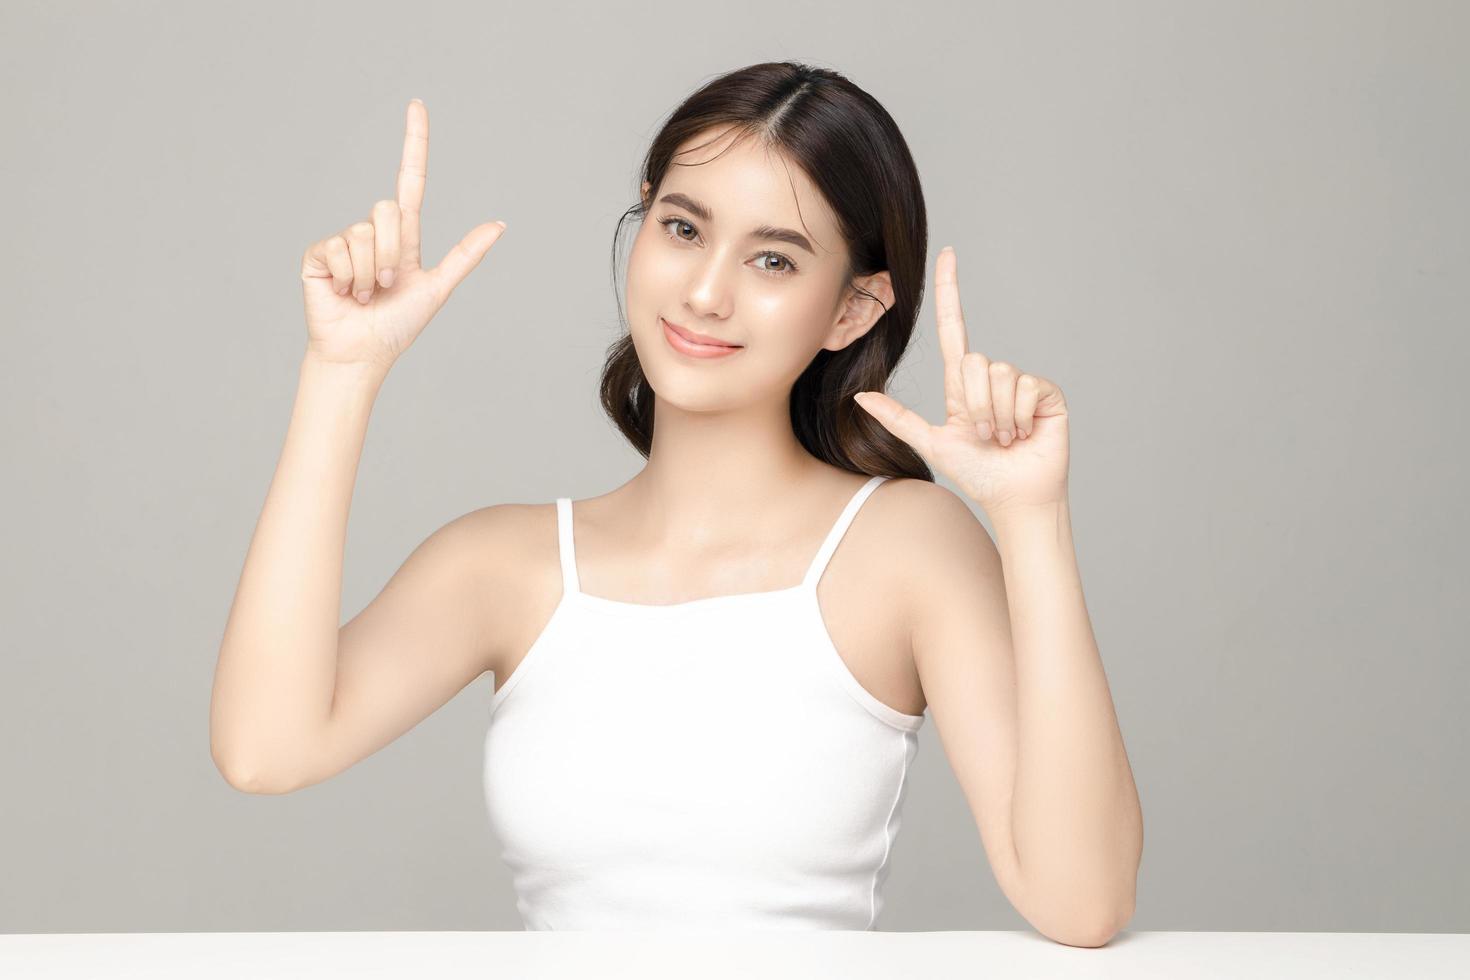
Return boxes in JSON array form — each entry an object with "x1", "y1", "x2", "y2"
[{"x1": 661, "y1": 129, "x2": 839, "y2": 255}]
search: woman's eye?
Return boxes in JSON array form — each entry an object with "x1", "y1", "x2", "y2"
[{"x1": 658, "y1": 216, "x2": 798, "y2": 275}]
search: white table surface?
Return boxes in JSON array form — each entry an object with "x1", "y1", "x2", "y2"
[{"x1": 1, "y1": 931, "x2": 1466, "y2": 979}]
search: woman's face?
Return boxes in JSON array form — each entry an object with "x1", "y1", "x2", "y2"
[{"x1": 625, "y1": 127, "x2": 878, "y2": 414}]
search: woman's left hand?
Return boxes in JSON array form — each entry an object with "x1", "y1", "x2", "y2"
[{"x1": 853, "y1": 246, "x2": 1070, "y2": 517}]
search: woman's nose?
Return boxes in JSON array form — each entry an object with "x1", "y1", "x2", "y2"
[{"x1": 682, "y1": 255, "x2": 735, "y2": 318}]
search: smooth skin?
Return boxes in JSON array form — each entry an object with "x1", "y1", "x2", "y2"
[
  {"x1": 299, "y1": 98, "x2": 506, "y2": 372},
  {"x1": 854, "y1": 249, "x2": 1143, "y2": 946},
  {"x1": 210, "y1": 99, "x2": 508, "y2": 791},
  {"x1": 210, "y1": 99, "x2": 1140, "y2": 949}
]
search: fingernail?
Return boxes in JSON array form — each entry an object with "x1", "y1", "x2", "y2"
[
  {"x1": 337, "y1": 284, "x2": 350, "y2": 295},
  {"x1": 998, "y1": 429, "x2": 1012, "y2": 446},
  {"x1": 379, "y1": 268, "x2": 395, "y2": 287},
  {"x1": 356, "y1": 290, "x2": 372, "y2": 304},
  {"x1": 978, "y1": 421, "x2": 992, "y2": 440}
]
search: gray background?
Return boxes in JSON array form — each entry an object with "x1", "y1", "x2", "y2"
[{"x1": 2, "y1": 0, "x2": 1464, "y2": 934}]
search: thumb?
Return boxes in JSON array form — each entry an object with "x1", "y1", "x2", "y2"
[
  {"x1": 430, "y1": 220, "x2": 507, "y2": 294},
  {"x1": 854, "y1": 391, "x2": 931, "y2": 456}
]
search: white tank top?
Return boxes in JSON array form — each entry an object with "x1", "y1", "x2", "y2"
[{"x1": 481, "y1": 474, "x2": 926, "y2": 930}]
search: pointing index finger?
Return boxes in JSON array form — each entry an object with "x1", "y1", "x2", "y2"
[
  {"x1": 398, "y1": 99, "x2": 429, "y2": 212},
  {"x1": 935, "y1": 246, "x2": 971, "y2": 414},
  {"x1": 397, "y1": 99, "x2": 428, "y2": 267},
  {"x1": 935, "y1": 246, "x2": 968, "y2": 360}
]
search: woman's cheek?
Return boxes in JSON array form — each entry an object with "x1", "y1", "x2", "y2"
[{"x1": 626, "y1": 232, "x2": 685, "y2": 327}]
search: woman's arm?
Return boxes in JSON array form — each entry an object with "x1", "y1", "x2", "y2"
[
  {"x1": 209, "y1": 353, "x2": 387, "y2": 790},
  {"x1": 855, "y1": 245, "x2": 1140, "y2": 945},
  {"x1": 210, "y1": 98, "x2": 506, "y2": 793},
  {"x1": 902, "y1": 484, "x2": 1141, "y2": 947},
  {"x1": 992, "y1": 498, "x2": 1142, "y2": 942}
]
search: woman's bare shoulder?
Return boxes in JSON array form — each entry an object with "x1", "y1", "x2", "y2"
[
  {"x1": 449, "y1": 500, "x2": 563, "y2": 676},
  {"x1": 870, "y1": 475, "x2": 978, "y2": 527},
  {"x1": 862, "y1": 476, "x2": 993, "y2": 589},
  {"x1": 456, "y1": 499, "x2": 560, "y2": 578}
]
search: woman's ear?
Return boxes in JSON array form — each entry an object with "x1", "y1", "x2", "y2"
[
  {"x1": 825, "y1": 270, "x2": 895, "y2": 351},
  {"x1": 641, "y1": 180, "x2": 652, "y2": 208}
]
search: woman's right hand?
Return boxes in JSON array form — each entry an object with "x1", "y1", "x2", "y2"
[{"x1": 300, "y1": 99, "x2": 507, "y2": 374}]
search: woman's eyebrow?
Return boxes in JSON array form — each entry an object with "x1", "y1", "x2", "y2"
[{"x1": 656, "y1": 192, "x2": 816, "y2": 255}]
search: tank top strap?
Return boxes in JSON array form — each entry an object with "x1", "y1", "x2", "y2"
[
  {"x1": 799, "y1": 475, "x2": 891, "y2": 591},
  {"x1": 554, "y1": 497, "x2": 582, "y2": 596}
]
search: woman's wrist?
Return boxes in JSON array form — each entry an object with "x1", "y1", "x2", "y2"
[{"x1": 299, "y1": 349, "x2": 392, "y2": 391}]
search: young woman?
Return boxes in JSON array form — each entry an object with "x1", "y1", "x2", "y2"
[{"x1": 210, "y1": 62, "x2": 1141, "y2": 944}]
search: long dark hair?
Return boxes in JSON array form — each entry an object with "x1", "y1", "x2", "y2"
[{"x1": 600, "y1": 61, "x2": 932, "y2": 481}]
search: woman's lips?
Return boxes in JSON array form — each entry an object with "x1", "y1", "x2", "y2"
[{"x1": 661, "y1": 317, "x2": 743, "y2": 359}]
